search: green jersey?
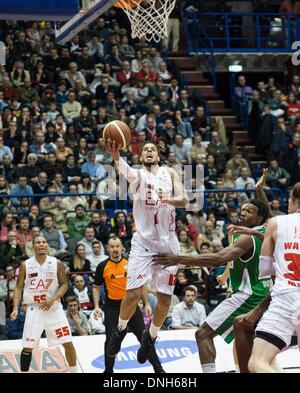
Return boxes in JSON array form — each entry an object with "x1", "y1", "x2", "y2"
[{"x1": 230, "y1": 225, "x2": 272, "y2": 297}]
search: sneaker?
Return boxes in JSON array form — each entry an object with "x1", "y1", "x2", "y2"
[
  {"x1": 137, "y1": 329, "x2": 156, "y2": 364},
  {"x1": 107, "y1": 327, "x2": 128, "y2": 357}
]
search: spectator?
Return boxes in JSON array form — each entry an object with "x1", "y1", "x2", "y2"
[
  {"x1": 63, "y1": 154, "x2": 82, "y2": 184},
  {"x1": 287, "y1": 132, "x2": 300, "y2": 183},
  {"x1": 4, "y1": 264, "x2": 17, "y2": 314},
  {"x1": 111, "y1": 211, "x2": 132, "y2": 251},
  {"x1": 178, "y1": 230, "x2": 198, "y2": 256},
  {"x1": 10, "y1": 175, "x2": 34, "y2": 206},
  {"x1": 29, "y1": 131, "x2": 56, "y2": 157},
  {"x1": 71, "y1": 275, "x2": 93, "y2": 312},
  {"x1": 65, "y1": 296, "x2": 91, "y2": 336},
  {"x1": 235, "y1": 75, "x2": 253, "y2": 118},
  {"x1": 67, "y1": 204, "x2": 91, "y2": 238},
  {"x1": 78, "y1": 226, "x2": 98, "y2": 259},
  {"x1": 41, "y1": 215, "x2": 68, "y2": 256},
  {"x1": 136, "y1": 61, "x2": 157, "y2": 85},
  {"x1": 60, "y1": 183, "x2": 88, "y2": 219},
  {"x1": 170, "y1": 134, "x2": 191, "y2": 165},
  {"x1": 0, "y1": 231, "x2": 23, "y2": 270},
  {"x1": 0, "y1": 136, "x2": 13, "y2": 162},
  {"x1": 207, "y1": 131, "x2": 230, "y2": 173},
  {"x1": 16, "y1": 216, "x2": 32, "y2": 251},
  {"x1": 62, "y1": 90, "x2": 82, "y2": 123},
  {"x1": 225, "y1": 151, "x2": 250, "y2": 178},
  {"x1": 0, "y1": 273, "x2": 7, "y2": 339},
  {"x1": 163, "y1": 0, "x2": 181, "y2": 52},
  {"x1": 55, "y1": 137, "x2": 73, "y2": 163},
  {"x1": 69, "y1": 243, "x2": 91, "y2": 278},
  {"x1": 222, "y1": 169, "x2": 235, "y2": 189},
  {"x1": 270, "y1": 199, "x2": 285, "y2": 217},
  {"x1": 269, "y1": 117, "x2": 291, "y2": 167},
  {"x1": 31, "y1": 172, "x2": 49, "y2": 202},
  {"x1": 17, "y1": 153, "x2": 41, "y2": 184},
  {"x1": 171, "y1": 286, "x2": 206, "y2": 330},
  {"x1": 81, "y1": 150, "x2": 106, "y2": 183},
  {"x1": 266, "y1": 159, "x2": 291, "y2": 191},
  {"x1": 24, "y1": 226, "x2": 41, "y2": 257},
  {"x1": 88, "y1": 240, "x2": 107, "y2": 272},
  {"x1": 7, "y1": 302, "x2": 27, "y2": 339},
  {"x1": 235, "y1": 167, "x2": 256, "y2": 191},
  {"x1": 176, "y1": 215, "x2": 199, "y2": 243},
  {"x1": 90, "y1": 211, "x2": 111, "y2": 245},
  {"x1": 190, "y1": 135, "x2": 206, "y2": 161}
]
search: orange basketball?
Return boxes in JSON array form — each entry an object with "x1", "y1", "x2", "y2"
[
  {"x1": 114, "y1": 0, "x2": 141, "y2": 9},
  {"x1": 103, "y1": 120, "x2": 131, "y2": 150}
]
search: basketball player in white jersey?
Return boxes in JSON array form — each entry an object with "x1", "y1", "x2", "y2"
[
  {"x1": 105, "y1": 138, "x2": 188, "y2": 363},
  {"x1": 248, "y1": 182, "x2": 300, "y2": 373},
  {"x1": 10, "y1": 236, "x2": 79, "y2": 373}
]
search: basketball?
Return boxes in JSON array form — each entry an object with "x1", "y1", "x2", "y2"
[{"x1": 103, "y1": 120, "x2": 131, "y2": 150}]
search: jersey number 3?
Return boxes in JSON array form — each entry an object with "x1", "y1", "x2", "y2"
[{"x1": 284, "y1": 253, "x2": 300, "y2": 281}]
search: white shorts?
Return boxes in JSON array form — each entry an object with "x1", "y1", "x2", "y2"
[
  {"x1": 205, "y1": 291, "x2": 263, "y2": 343},
  {"x1": 126, "y1": 234, "x2": 179, "y2": 296},
  {"x1": 256, "y1": 291, "x2": 300, "y2": 348},
  {"x1": 22, "y1": 303, "x2": 72, "y2": 349}
]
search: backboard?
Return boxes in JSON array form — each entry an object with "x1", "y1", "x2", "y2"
[{"x1": 55, "y1": 0, "x2": 118, "y2": 45}]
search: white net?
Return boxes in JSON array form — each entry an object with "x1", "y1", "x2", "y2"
[{"x1": 116, "y1": 0, "x2": 176, "y2": 43}]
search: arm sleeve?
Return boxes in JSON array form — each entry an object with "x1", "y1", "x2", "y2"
[
  {"x1": 94, "y1": 260, "x2": 107, "y2": 286},
  {"x1": 115, "y1": 157, "x2": 140, "y2": 184},
  {"x1": 259, "y1": 255, "x2": 276, "y2": 277}
]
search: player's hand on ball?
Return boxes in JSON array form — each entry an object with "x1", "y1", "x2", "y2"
[
  {"x1": 105, "y1": 138, "x2": 122, "y2": 153},
  {"x1": 40, "y1": 299, "x2": 54, "y2": 311},
  {"x1": 10, "y1": 309, "x2": 18, "y2": 321}
]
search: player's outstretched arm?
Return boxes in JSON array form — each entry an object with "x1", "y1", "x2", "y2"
[
  {"x1": 154, "y1": 234, "x2": 254, "y2": 268},
  {"x1": 256, "y1": 168, "x2": 272, "y2": 219},
  {"x1": 105, "y1": 138, "x2": 139, "y2": 185},
  {"x1": 10, "y1": 262, "x2": 26, "y2": 320},
  {"x1": 40, "y1": 261, "x2": 69, "y2": 311},
  {"x1": 228, "y1": 225, "x2": 265, "y2": 241}
]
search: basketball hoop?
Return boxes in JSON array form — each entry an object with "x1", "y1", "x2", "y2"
[{"x1": 114, "y1": 0, "x2": 176, "y2": 43}]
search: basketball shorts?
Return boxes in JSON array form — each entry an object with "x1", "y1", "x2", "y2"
[
  {"x1": 256, "y1": 291, "x2": 300, "y2": 349},
  {"x1": 205, "y1": 291, "x2": 266, "y2": 343},
  {"x1": 126, "y1": 236, "x2": 179, "y2": 296},
  {"x1": 22, "y1": 303, "x2": 72, "y2": 349}
]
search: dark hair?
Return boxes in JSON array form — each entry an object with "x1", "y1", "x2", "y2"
[
  {"x1": 183, "y1": 286, "x2": 197, "y2": 297},
  {"x1": 66, "y1": 295, "x2": 79, "y2": 305},
  {"x1": 75, "y1": 204, "x2": 85, "y2": 211},
  {"x1": 176, "y1": 215, "x2": 188, "y2": 225},
  {"x1": 248, "y1": 199, "x2": 270, "y2": 224},
  {"x1": 291, "y1": 182, "x2": 300, "y2": 201},
  {"x1": 200, "y1": 242, "x2": 210, "y2": 249}
]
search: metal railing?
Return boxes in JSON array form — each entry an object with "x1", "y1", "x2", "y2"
[
  {"x1": 183, "y1": 12, "x2": 217, "y2": 92},
  {"x1": 184, "y1": 11, "x2": 300, "y2": 53}
]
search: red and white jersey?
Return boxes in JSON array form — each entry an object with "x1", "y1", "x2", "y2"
[
  {"x1": 273, "y1": 213, "x2": 300, "y2": 294},
  {"x1": 117, "y1": 158, "x2": 179, "y2": 253},
  {"x1": 23, "y1": 256, "x2": 59, "y2": 306}
]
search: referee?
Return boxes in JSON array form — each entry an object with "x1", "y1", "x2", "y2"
[{"x1": 93, "y1": 236, "x2": 164, "y2": 373}]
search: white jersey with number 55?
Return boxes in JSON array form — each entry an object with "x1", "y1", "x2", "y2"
[{"x1": 23, "y1": 256, "x2": 59, "y2": 306}]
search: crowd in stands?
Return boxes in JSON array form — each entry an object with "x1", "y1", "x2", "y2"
[{"x1": 0, "y1": 0, "x2": 297, "y2": 340}]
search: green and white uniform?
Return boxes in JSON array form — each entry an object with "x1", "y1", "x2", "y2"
[{"x1": 205, "y1": 225, "x2": 273, "y2": 343}]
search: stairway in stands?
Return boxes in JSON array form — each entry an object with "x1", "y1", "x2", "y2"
[{"x1": 169, "y1": 54, "x2": 267, "y2": 169}]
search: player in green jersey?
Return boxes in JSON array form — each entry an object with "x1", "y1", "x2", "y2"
[{"x1": 154, "y1": 199, "x2": 271, "y2": 373}]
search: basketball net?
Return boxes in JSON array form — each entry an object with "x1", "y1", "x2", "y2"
[{"x1": 116, "y1": 0, "x2": 176, "y2": 43}]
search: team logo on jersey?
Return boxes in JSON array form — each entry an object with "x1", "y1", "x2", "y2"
[{"x1": 28, "y1": 272, "x2": 38, "y2": 278}]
